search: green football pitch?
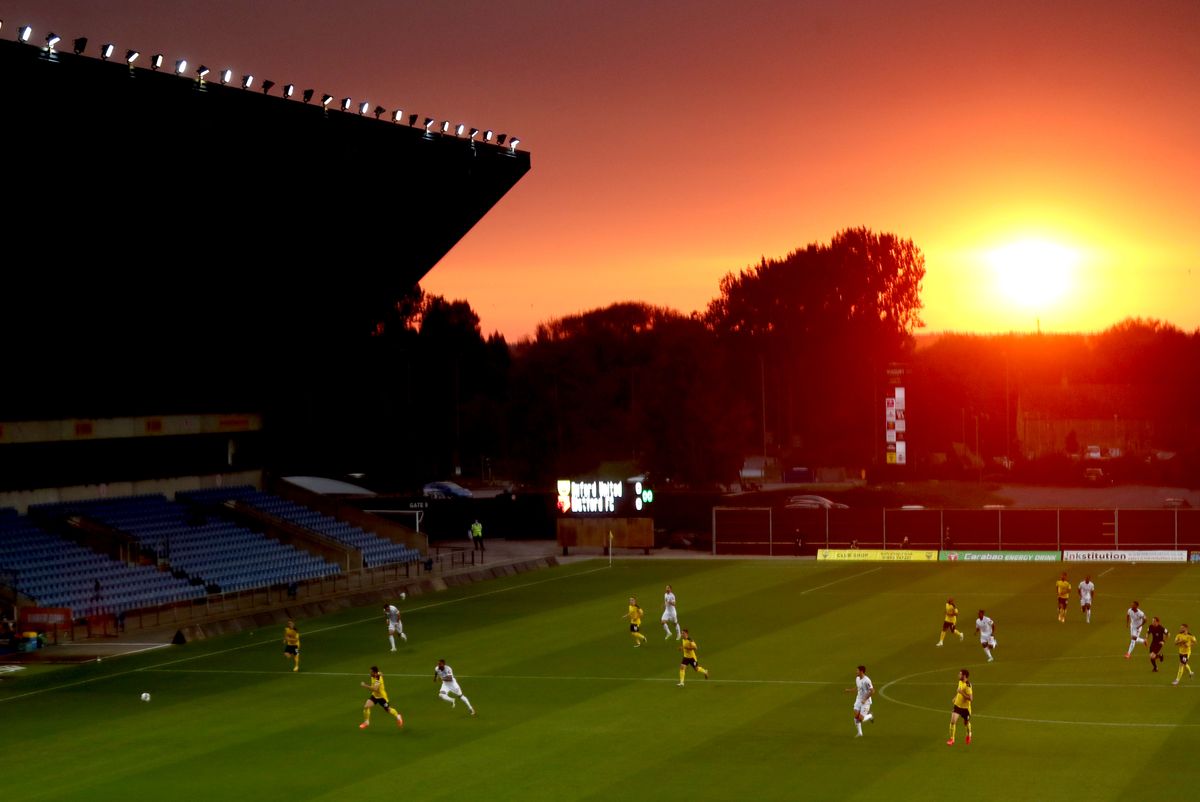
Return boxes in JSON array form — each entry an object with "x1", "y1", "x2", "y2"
[{"x1": 2, "y1": 559, "x2": 1199, "y2": 801}]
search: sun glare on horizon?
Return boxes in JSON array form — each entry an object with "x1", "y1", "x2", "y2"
[{"x1": 986, "y1": 238, "x2": 1080, "y2": 311}]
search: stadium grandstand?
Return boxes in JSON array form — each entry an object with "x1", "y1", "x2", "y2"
[{"x1": 0, "y1": 26, "x2": 529, "y2": 637}]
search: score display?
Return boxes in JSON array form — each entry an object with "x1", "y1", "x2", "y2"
[{"x1": 556, "y1": 478, "x2": 654, "y2": 515}]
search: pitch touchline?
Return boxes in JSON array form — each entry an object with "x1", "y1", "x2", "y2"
[{"x1": 0, "y1": 564, "x2": 610, "y2": 704}]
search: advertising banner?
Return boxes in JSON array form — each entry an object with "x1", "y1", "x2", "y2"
[
  {"x1": 940, "y1": 550, "x2": 1059, "y2": 562},
  {"x1": 817, "y1": 549, "x2": 939, "y2": 562},
  {"x1": 1062, "y1": 550, "x2": 1187, "y2": 563}
]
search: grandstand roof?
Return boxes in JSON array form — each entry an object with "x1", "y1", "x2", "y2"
[{"x1": 0, "y1": 38, "x2": 530, "y2": 419}]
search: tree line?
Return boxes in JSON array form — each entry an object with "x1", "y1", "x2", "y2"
[{"x1": 297, "y1": 228, "x2": 1200, "y2": 489}]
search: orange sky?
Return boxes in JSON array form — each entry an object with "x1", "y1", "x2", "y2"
[{"x1": 14, "y1": 1, "x2": 1200, "y2": 340}]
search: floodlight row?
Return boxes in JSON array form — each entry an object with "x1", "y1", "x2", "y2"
[{"x1": 5, "y1": 20, "x2": 522, "y2": 153}]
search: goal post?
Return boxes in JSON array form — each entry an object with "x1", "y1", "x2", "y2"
[{"x1": 712, "y1": 506, "x2": 774, "y2": 556}]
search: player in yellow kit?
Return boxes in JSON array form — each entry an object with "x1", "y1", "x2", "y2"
[
  {"x1": 359, "y1": 665, "x2": 404, "y2": 729},
  {"x1": 677, "y1": 629, "x2": 710, "y2": 686},
  {"x1": 937, "y1": 597, "x2": 964, "y2": 646},
  {"x1": 947, "y1": 669, "x2": 973, "y2": 746},
  {"x1": 1055, "y1": 572, "x2": 1071, "y2": 623},
  {"x1": 622, "y1": 596, "x2": 647, "y2": 647},
  {"x1": 282, "y1": 619, "x2": 300, "y2": 672},
  {"x1": 1173, "y1": 623, "x2": 1196, "y2": 686}
]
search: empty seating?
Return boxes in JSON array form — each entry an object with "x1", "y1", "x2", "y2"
[{"x1": 179, "y1": 486, "x2": 421, "y2": 567}]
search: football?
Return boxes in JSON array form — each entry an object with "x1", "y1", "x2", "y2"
[
  {"x1": 400, "y1": 592, "x2": 407, "y2": 601},
  {"x1": 140, "y1": 692, "x2": 151, "y2": 702}
]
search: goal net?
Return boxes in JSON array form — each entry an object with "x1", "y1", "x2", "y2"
[{"x1": 712, "y1": 507, "x2": 776, "y2": 555}]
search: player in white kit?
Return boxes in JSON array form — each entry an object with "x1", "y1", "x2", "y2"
[
  {"x1": 1078, "y1": 576, "x2": 1096, "y2": 623},
  {"x1": 383, "y1": 603, "x2": 407, "y2": 651},
  {"x1": 434, "y1": 659, "x2": 476, "y2": 716},
  {"x1": 975, "y1": 610, "x2": 996, "y2": 662},
  {"x1": 661, "y1": 585, "x2": 681, "y2": 639},
  {"x1": 846, "y1": 665, "x2": 874, "y2": 736},
  {"x1": 1125, "y1": 600, "x2": 1147, "y2": 658}
]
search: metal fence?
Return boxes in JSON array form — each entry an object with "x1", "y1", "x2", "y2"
[{"x1": 714, "y1": 507, "x2": 1200, "y2": 555}]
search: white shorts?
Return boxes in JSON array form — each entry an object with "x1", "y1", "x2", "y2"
[
  {"x1": 1080, "y1": 598, "x2": 1092, "y2": 607},
  {"x1": 662, "y1": 610, "x2": 678, "y2": 623},
  {"x1": 388, "y1": 622, "x2": 403, "y2": 635},
  {"x1": 853, "y1": 699, "x2": 872, "y2": 715},
  {"x1": 440, "y1": 680, "x2": 463, "y2": 697},
  {"x1": 1130, "y1": 625, "x2": 1143, "y2": 639},
  {"x1": 980, "y1": 636, "x2": 996, "y2": 648}
]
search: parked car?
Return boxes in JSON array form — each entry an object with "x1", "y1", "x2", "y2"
[
  {"x1": 422, "y1": 480, "x2": 473, "y2": 498},
  {"x1": 786, "y1": 494, "x2": 848, "y2": 509},
  {"x1": 1083, "y1": 467, "x2": 1111, "y2": 486}
]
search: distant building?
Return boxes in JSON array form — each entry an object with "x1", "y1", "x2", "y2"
[{"x1": 1016, "y1": 383, "x2": 1152, "y2": 458}]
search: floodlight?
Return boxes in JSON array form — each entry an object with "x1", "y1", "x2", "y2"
[
  {"x1": 100, "y1": 43, "x2": 115, "y2": 60},
  {"x1": 45, "y1": 32, "x2": 60, "y2": 52},
  {"x1": 283, "y1": 83, "x2": 294, "y2": 98},
  {"x1": 302, "y1": 88, "x2": 314, "y2": 103},
  {"x1": 455, "y1": 123, "x2": 465, "y2": 136},
  {"x1": 321, "y1": 94, "x2": 334, "y2": 107},
  {"x1": 423, "y1": 117, "x2": 434, "y2": 132},
  {"x1": 125, "y1": 49, "x2": 139, "y2": 65},
  {"x1": 469, "y1": 128, "x2": 480, "y2": 141},
  {"x1": 241, "y1": 73, "x2": 253, "y2": 89},
  {"x1": 357, "y1": 101, "x2": 369, "y2": 115},
  {"x1": 174, "y1": 58, "x2": 187, "y2": 74},
  {"x1": 261, "y1": 79, "x2": 275, "y2": 94},
  {"x1": 340, "y1": 97, "x2": 352, "y2": 111},
  {"x1": 151, "y1": 53, "x2": 163, "y2": 70},
  {"x1": 390, "y1": 109, "x2": 403, "y2": 123},
  {"x1": 508, "y1": 137, "x2": 521, "y2": 152},
  {"x1": 496, "y1": 133, "x2": 507, "y2": 145},
  {"x1": 484, "y1": 129, "x2": 494, "y2": 142},
  {"x1": 408, "y1": 113, "x2": 419, "y2": 127},
  {"x1": 440, "y1": 120, "x2": 450, "y2": 133},
  {"x1": 196, "y1": 64, "x2": 210, "y2": 80},
  {"x1": 18, "y1": 25, "x2": 32, "y2": 44},
  {"x1": 73, "y1": 37, "x2": 88, "y2": 55},
  {"x1": 374, "y1": 105, "x2": 386, "y2": 119},
  {"x1": 220, "y1": 69, "x2": 232, "y2": 85}
]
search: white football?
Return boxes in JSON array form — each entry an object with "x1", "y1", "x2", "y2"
[
  {"x1": 140, "y1": 692, "x2": 151, "y2": 702},
  {"x1": 400, "y1": 592, "x2": 407, "y2": 601}
]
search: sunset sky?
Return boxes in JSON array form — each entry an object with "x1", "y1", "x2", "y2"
[{"x1": 12, "y1": 0, "x2": 1198, "y2": 340}]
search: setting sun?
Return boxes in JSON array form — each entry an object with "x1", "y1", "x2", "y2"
[{"x1": 986, "y1": 239, "x2": 1080, "y2": 311}]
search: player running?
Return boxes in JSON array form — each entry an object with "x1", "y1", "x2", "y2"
[
  {"x1": 282, "y1": 619, "x2": 300, "y2": 672},
  {"x1": 359, "y1": 665, "x2": 404, "y2": 729},
  {"x1": 434, "y1": 659, "x2": 477, "y2": 715},
  {"x1": 661, "y1": 584, "x2": 681, "y2": 640},
  {"x1": 1125, "y1": 601, "x2": 1147, "y2": 658},
  {"x1": 1077, "y1": 575, "x2": 1096, "y2": 623},
  {"x1": 383, "y1": 603, "x2": 407, "y2": 652},
  {"x1": 975, "y1": 610, "x2": 996, "y2": 662},
  {"x1": 1148, "y1": 616, "x2": 1168, "y2": 672},
  {"x1": 846, "y1": 665, "x2": 875, "y2": 737},
  {"x1": 1056, "y1": 572, "x2": 1071, "y2": 623},
  {"x1": 937, "y1": 597, "x2": 964, "y2": 646},
  {"x1": 947, "y1": 669, "x2": 973, "y2": 746},
  {"x1": 1173, "y1": 624, "x2": 1196, "y2": 686},
  {"x1": 677, "y1": 629, "x2": 710, "y2": 686},
  {"x1": 623, "y1": 596, "x2": 647, "y2": 647}
]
